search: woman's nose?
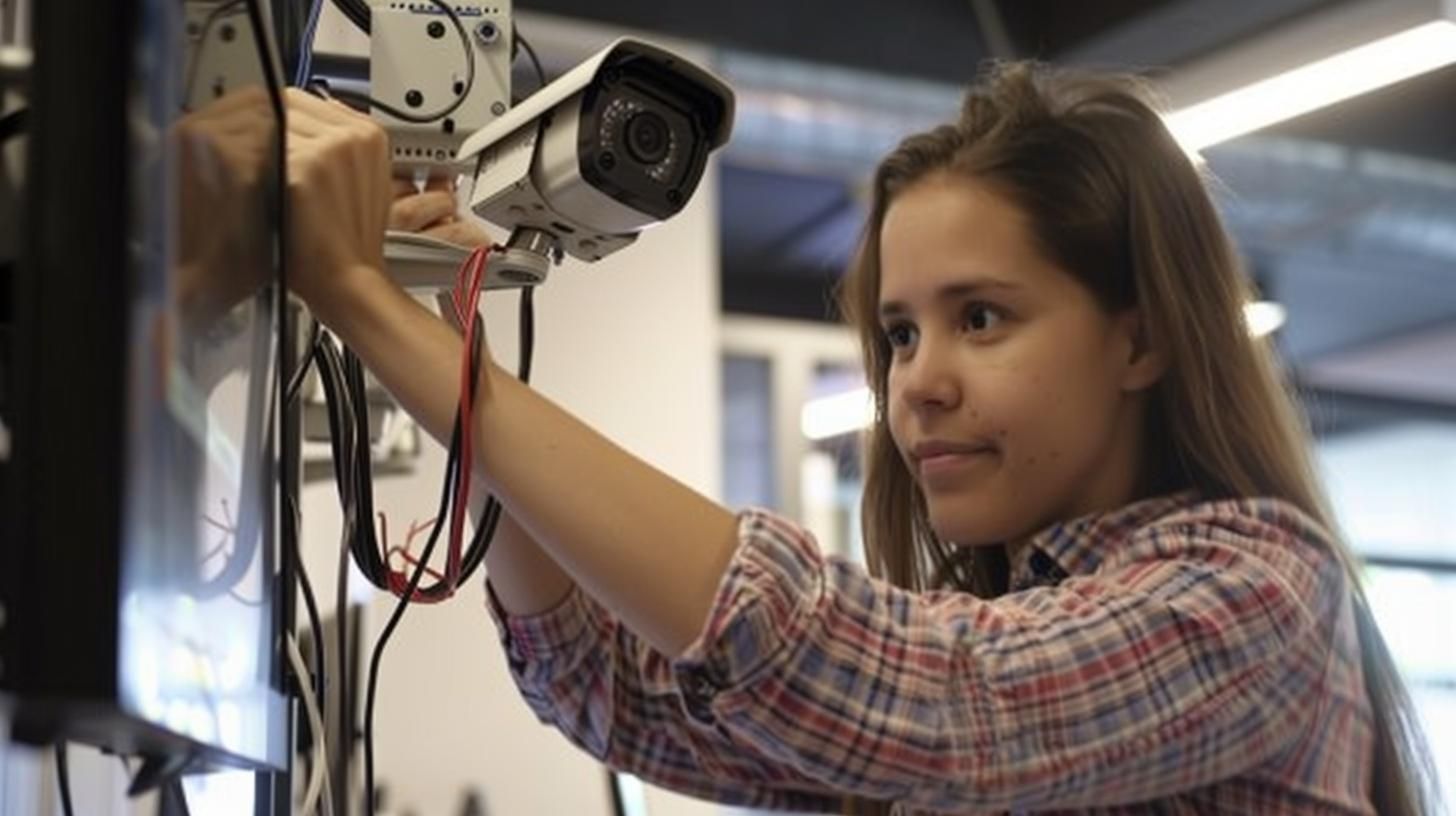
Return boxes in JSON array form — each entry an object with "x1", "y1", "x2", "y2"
[{"x1": 897, "y1": 339, "x2": 962, "y2": 413}]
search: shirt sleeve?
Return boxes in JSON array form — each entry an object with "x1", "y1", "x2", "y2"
[
  {"x1": 669, "y1": 505, "x2": 1346, "y2": 813},
  {"x1": 482, "y1": 535, "x2": 847, "y2": 813}
]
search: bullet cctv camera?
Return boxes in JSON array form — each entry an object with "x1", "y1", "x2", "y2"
[{"x1": 457, "y1": 37, "x2": 734, "y2": 278}]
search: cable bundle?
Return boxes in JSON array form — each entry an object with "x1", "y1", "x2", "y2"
[{"x1": 310, "y1": 245, "x2": 531, "y2": 606}]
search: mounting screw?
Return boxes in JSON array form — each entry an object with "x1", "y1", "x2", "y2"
[
  {"x1": 406, "y1": 89, "x2": 424, "y2": 108},
  {"x1": 475, "y1": 21, "x2": 499, "y2": 46},
  {"x1": 427, "y1": 20, "x2": 446, "y2": 39},
  {"x1": 219, "y1": 23, "x2": 236, "y2": 42},
  {"x1": 598, "y1": 151, "x2": 616, "y2": 171},
  {"x1": 491, "y1": 101, "x2": 507, "y2": 116}
]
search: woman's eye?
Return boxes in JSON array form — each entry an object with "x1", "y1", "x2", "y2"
[
  {"x1": 883, "y1": 322, "x2": 917, "y2": 348},
  {"x1": 963, "y1": 302, "x2": 1004, "y2": 333}
]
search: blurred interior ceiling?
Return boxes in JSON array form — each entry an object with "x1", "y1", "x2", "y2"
[{"x1": 512, "y1": 0, "x2": 1456, "y2": 435}]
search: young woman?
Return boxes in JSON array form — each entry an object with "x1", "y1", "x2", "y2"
[{"x1": 284, "y1": 61, "x2": 1437, "y2": 814}]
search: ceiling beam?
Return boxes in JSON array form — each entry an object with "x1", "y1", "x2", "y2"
[{"x1": 1058, "y1": 0, "x2": 1340, "y2": 70}]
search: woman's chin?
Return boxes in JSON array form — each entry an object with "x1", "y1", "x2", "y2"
[
  {"x1": 928, "y1": 514, "x2": 1005, "y2": 548},
  {"x1": 927, "y1": 502, "x2": 1027, "y2": 548}
]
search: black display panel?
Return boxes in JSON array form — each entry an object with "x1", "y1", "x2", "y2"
[{"x1": 2, "y1": 0, "x2": 291, "y2": 772}]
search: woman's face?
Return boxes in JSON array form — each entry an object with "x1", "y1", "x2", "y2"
[{"x1": 879, "y1": 173, "x2": 1162, "y2": 547}]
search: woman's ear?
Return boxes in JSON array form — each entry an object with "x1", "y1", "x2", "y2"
[{"x1": 1115, "y1": 308, "x2": 1169, "y2": 392}]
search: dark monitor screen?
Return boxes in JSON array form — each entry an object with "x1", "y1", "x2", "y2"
[
  {"x1": 118, "y1": 0, "x2": 286, "y2": 766},
  {"x1": 2, "y1": 0, "x2": 291, "y2": 771}
]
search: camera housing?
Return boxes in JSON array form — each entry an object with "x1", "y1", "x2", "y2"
[{"x1": 458, "y1": 37, "x2": 734, "y2": 264}]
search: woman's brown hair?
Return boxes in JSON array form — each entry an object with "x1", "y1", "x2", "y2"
[{"x1": 838, "y1": 61, "x2": 1438, "y2": 816}]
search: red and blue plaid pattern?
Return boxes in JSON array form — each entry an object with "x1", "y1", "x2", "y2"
[{"x1": 486, "y1": 493, "x2": 1374, "y2": 814}]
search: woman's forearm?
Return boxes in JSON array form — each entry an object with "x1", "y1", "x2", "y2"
[
  {"x1": 318, "y1": 270, "x2": 739, "y2": 656},
  {"x1": 483, "y1": 511, "x2": 575, "y2": 617}
]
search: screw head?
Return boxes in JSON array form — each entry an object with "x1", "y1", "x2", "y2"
[
  {"x1": 491, "y1": 101, "x2": 507, "y2": 116},
  {"x1": 427, "y1": 20, "x2": 446, "y2": 39},
  {"x1": 475, "y1": 21, "x2": 499, "y2": 46},
  {"x1": 405, "y1": 89, "x2": 424, "y2": 108}
]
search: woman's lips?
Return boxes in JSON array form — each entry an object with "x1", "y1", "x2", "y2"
[{"x1": 911, "y1": 440, "x2": 999, "y2": 487}]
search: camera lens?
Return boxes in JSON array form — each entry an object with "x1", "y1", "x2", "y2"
[{"x1": 624, "y1": 111, "x2": 670, "y2": 165}]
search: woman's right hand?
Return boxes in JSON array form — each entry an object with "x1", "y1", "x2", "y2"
[
  {"x1": 283, "y1": 88, "x2": 393, "y2": 325},
  {"x1": 389, "y1": 176, "x2": 498, "y2": 248}
]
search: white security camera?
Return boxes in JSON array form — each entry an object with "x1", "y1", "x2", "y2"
[{"x1": 453, "y1": 37, "x2": 735, "y2": 286}]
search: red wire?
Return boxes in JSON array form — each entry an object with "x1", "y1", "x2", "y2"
[
  {"x1": 386, "y1": 547, "x2": 446, "y2": 582},
  {"x1": 381, "y1": 513, "x2": 451, "y2": 603},
  {"x1": 445, "y1": 245, "x2": 491, "y2": 593},
  {"x1": 375, "y1": 244, "x2": 498, "y2": 604}
]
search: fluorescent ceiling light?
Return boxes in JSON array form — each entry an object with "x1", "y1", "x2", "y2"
[
  {"x1": 801, "y1": 387, "x2": 874, "y2": 440},
  {"x1": 1244, "y1": 300, "x2": 1288, "y2": 338},
  {"x1": 1164, "y1": 20, "x2": 1456, "y2": 153},
  {"x1": 800, "y1": 304, "x2": 1285, "y2": 439}
]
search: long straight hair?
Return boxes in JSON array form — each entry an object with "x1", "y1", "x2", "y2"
[{"x1": 837, "y1": 62, "x2": 1439, "y2": 816}]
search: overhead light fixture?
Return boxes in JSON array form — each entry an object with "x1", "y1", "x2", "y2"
[
  {"x1": 1157, "y1": 0, "x2": 1456, "y2": 154},
  {"x1": 801, "y1": 387, "x2": 874, "y2": 440},
  {"x1": 1165, "y1": 20, "x2": 1456, "y2": 153}
]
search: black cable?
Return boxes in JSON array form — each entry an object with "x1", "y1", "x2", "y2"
[
  {"x1": 314, "y1": 334, "x2": 385, "y2": 588},
  {"x1": 362, "y1": 330, "x2": 477, "y2": 814},
  {"x1": 329, "y1": 0, "x2": 370, "y2": 34},
  {"x1": 299, "y1": 331, "x2": 372, "y2": 805},
  {"x1": 323, "y1": 0, "x2": 474, "y2": 124},
  {"x1": 344, "y1": 347, "x2": 381, "y2": 573},
  {"x1": 313, "y1": 330, "x2": 371, "y2": 785},
  {"x1": 454, "y1": 288, "x2": 535, "y2": 580},
  {"x1": 514, "y1": 27, "x2": 547, "y2": 98},
  {"x1": 0, "y1": 107, "x2": 27, "y2": 144},
  {"x1": 361, "y1": 288, "x2": 537, "y2": 811},
  {"x1": 518, "y1": 287, "x2": 535, "y2": 386},
  {"x1": 283, "y1": 315, "x2": 322, "y2": 407},
  {"x1": 333, "y1": 458, "x2": 353, "y2": 808},
  {"x1": 358, "y1": 307, "x2": 484, "y2": 789},
  {"x1": 288, "y1": 493, "x2": 327, "y2": 730},
  {"x1": 54, "y1": 744, "x2": 76, "y2": 816}
]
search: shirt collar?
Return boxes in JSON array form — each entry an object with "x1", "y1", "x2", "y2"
[{"x1": 1009, "y1": 489, "x2": 1204, "y2": 591}]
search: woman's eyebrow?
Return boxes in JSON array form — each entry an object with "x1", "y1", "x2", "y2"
[{"x1": 878, "y1": 278, "x2": 1020, "y2": 319}]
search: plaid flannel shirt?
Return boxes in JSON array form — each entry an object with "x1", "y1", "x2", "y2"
[{"x1": 485, "y1": 493, "x2": 1374, "y2": 814}]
